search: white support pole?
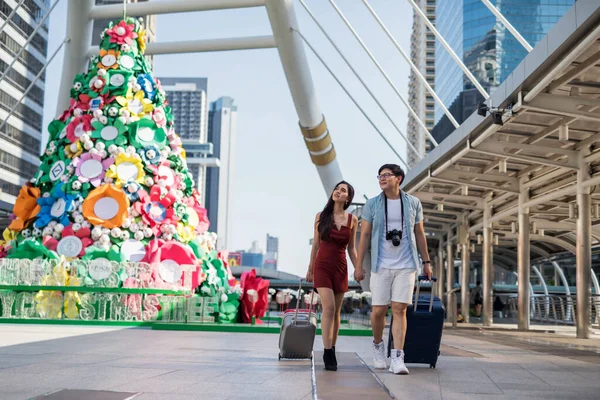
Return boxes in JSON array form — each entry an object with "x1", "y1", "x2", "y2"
[
  {"x1": 480, "y1": 0, "x2": 532, "y2": 52},
  {"x1": 482, "y1": 199, "x2": 493, "y2": 326},
  {"x1": 265, "y1": 0, "x2": 342, "y2": 195},
  {"x1": 293, "y1": 29, "x2": 409, "y2": 169},
  {"x1": 576, "y1": 151, "x2": 591, "y2": 338},
  {"x1": 437, "y1": 244, "x2": 445, "y2": 301},
  {"x1": 328, "y1": 0, "x2": 439, "y2": 147},
  {"x1": 89, "y1": 0, "x2": 266, "y2": 19},
  {"x1": 406, "y1": 0, "x2": 489, "y2": 99},
  {"x1": 461, "y1": 241, "x2": 470, "y2": 324},
  {"x1": 518, "y1": 184, "x2": 530, "y2": 330},
  {"x1": 0, "y1": 0, "x2": 26, "y2": 37},
  {"x1": 57, "y1": 0, "x2": 95, "y2": 115},
  {"x1": 446, "y1": 233, "x2": 454, "y2": 320},
  {"x1": 88, "y1": 36, "x2": 277, "y2": 57},
  {"x1": 297, "y1": 0, "x2": 421, "y2": 160},
  {"x1": 360, "y1": 0, "x2": 459, "y2": 128},
  {"x1": 0, "y1": 0, "x2": 61, "y2": 85}
]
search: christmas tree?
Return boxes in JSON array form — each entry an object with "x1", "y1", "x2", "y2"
[{"x1": 2, "y1": 18, "x2": 241, "y2": 322}]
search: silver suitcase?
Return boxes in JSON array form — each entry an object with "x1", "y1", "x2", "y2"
[{"x1": 278, "y1": 281, "x2": 317, "y2": 360}]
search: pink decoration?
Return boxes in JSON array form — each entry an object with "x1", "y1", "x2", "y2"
[
  {"x1": 147, "y1": 161, "x2": 181, "y2": 191},
  {"x1": 72, "y1": 152, "x2": 114, "y2": 187},
  {"x1": 43, "y1": 225, "x2": 93, "y2": 257},
  {"x1": 106, "y1": 21, "x2": 138, "y2": 46},
  {"x1": 134, "y1": 186, "x2": 179, "y2": 235},
  {"x1": 66, "y1": 115, "x2": 93, "y2": 143},
  {"x1": 185, "y1": 190, "x2": 210, "y2": 234},
  {"x1": 59, "y1": 99, "x2": 77, "y2": 122},
  {"x1": 153, "y1": 108, "x2": 167, "y2": 128},
  {"x1": 142, "y1": 239, "x2": 203, "y2": 289}
]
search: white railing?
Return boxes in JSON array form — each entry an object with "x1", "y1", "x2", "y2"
[{"x1": 506, "y1": 294, "x2": 600, "y2": 326}]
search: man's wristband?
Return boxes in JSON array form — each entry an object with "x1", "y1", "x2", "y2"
[{"x1": 422, "y1": 261, "x2": 431, "y2": 265}]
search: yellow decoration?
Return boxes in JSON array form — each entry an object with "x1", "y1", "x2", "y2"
[
  {"x1": 34, "y1": 263, "x2": 81, "y2": 319},
  {"x1": 137, "y1": 28, "x2": 147, "y2": 54},
  {"x1": 116, "y1": 88, "x2": 154, "y2": 120},
  {"x1": 177, "y1": 223, "x2": 196, "y2": 243},
  {"x1": 3, "y1": 228, "x2": 16, "y2": 243},
  {"x1": 105, "y1": 153, "x2": 146, "y2": 188},
  {"x1": 0, "y1": 228, "x2": 16, "y2": 252},
  {"x1": 65, "y1": 141, "x2": 83, "y2": 159}
]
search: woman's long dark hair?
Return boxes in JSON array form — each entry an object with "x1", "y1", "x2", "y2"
[{"x1": 317, "y1": 181, "x2": 355, "y2": 241}]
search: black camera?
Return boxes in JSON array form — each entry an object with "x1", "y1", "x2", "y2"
[{"x1": 386, "y1": 229, "x2": 402, "y2": 247}]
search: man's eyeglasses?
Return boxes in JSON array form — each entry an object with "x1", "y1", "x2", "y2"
[{"x1": 377, "y1": 173, "x2": 396, "y2": 180}]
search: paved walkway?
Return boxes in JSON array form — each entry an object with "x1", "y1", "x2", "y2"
[{"x1": 0, "y1": 324, "x2": 599, "y2": 399}]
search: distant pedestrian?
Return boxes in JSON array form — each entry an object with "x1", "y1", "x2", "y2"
[{"x1": 471, "y1": 281, "x2": 483, "y2": 317}]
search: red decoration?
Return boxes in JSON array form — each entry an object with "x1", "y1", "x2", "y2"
[{"x1": 239, "y1": 269, "x2": 270, "y2": 324}]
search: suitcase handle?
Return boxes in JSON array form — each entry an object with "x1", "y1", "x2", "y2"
[
  {"x1": 294, "y1": 279, "x2": 315, "y2": 325},
  {"x1": 414, "y1": 275, "x2": 438, "y2": 313}
]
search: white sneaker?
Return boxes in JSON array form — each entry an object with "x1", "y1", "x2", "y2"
[
  {"x1": 389, "y1": 350, "x2": 409, "y2": 375},
  {"x1": 372, "y1": 341, "x2": 387, "y2": 369}
]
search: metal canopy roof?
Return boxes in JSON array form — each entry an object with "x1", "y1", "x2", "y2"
[{"x1": 402, "y1": 3, "x2": 600, "y2": 268}]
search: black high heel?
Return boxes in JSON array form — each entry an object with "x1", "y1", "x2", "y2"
[
  {"x1": 332, "y1": 346, "x2": 337, "y2": 367},
  {"x1": 323, "y1": 348, "x2": 337, "y2": 371}
]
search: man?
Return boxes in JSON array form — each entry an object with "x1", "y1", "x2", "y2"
[{"x1": 355, "y1": 164, "x2": 432, "y2": 375}]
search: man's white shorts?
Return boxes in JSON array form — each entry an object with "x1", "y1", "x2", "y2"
[{"x1": 370, "y1": 268, "x2": 417, "y2": 306}]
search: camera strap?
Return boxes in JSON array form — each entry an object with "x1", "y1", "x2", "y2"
[{"x1": 384, "y1": 191, "x2": 404, "y2": 234}]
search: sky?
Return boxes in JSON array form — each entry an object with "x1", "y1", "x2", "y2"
[{"x1": 42, "y1": 0, "x2": 415, "y2": 278}]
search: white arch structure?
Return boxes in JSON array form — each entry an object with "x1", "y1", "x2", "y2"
[{"x1": 58, "y1": 0, "x2": 343, "y2": 194}]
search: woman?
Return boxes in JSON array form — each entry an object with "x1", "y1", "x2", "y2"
[{"x1": 306, "y1": 181, "x2": 358, "y2": 371}]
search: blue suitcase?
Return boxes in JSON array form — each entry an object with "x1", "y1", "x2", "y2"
[{"x1": 387, "y1": 276, "x2": 444, "y2": 368}]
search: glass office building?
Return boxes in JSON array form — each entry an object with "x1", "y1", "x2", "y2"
[
  {"x1": 0, "y1": 0, "x2": 50, "y2": 225},
  {"x1": 434, "y1": 0, "x2": 575, "y2": 133}
]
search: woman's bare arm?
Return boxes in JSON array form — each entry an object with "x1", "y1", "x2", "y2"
[
  {"x1": 347, "y1": 214, "x2": 359, "y2": 269},
  {"x1": 306, "y1": 213, "x2": 321, "y2": 281}
]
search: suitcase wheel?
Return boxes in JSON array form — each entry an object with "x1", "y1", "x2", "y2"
[
  {"x1": 278, "y1": 354, "x2": 281, "y2": 361},
  {"x1": 430, "y1": 363, "x2": 436, "y2": 369}
]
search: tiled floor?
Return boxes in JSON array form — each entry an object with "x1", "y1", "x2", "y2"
[
  {"x1": 0, "y1": 326, "x2": 312, "y2": 400},
  {"x1": 313, "y1": 351, "x2": 391, "y2": 399},
  {"x1": 0, "y1": 324, "x2": 599, "y2": 399}
]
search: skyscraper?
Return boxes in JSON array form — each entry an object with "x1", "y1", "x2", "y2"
[
  {"x1": 159, "y1": 78, "x2": 208, "y2": 142},
  {"x1": 266, "y1": 234, "x2": 279, "y2": 253},
  {"x1": 205, "y1": 97, "x2": 237, "y2": 250},
  {"x1": 407, "y1": 0, "x2": 436, "y2": 168},
  {"x1": 410, "y1": 0, "x2": 575, "y2": 154},
  {"x1": 265, "y1": 233, "x2": 279, "y2": 270},
  {"x1": 0, "y1": 1, "x2": 49, "y2": 222},
  {"x1": 437, "y1": 0, "x2": 575, "y2": 140},
  {"x1": 159, "y1": 77, "x2": 216, "y2": 205}
]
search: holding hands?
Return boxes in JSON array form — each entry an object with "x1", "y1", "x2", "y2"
[{"x1": 354, "y1": 267, "x2": 365, "y2": 282}]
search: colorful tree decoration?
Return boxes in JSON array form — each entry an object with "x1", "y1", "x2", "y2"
[{"x1": 0, "y1": 18, "x2": 250, "y2": 323}]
